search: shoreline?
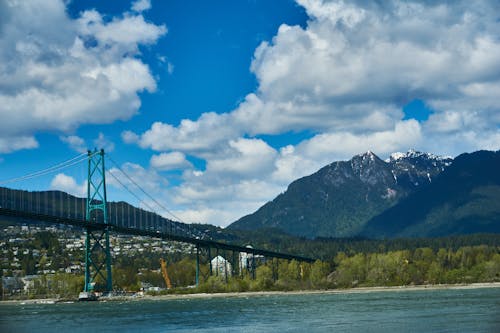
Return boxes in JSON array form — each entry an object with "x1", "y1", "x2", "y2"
[
  {"x1": 3, "y1": 282, "x2": 500, "y2": 305},
  {"x1": 144, "y1": 282, "x2": 500, "y2": 301}
]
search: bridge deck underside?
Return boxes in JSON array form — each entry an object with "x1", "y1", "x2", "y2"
[{"x1": 0, "y1": 207, "x2": 314, "y2": 263}]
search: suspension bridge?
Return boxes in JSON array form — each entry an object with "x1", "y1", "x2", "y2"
[{"x1": 0, "y1": 149, "x2": 314, "y2": 295}]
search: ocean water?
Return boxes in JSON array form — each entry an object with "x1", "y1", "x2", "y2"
[{"x1": 1, "y1": 287, "x2": 499, "y2": 332}]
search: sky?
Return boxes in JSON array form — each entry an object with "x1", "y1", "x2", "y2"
[{"x1": 1, "y1": 0, "x2": 499, "y2": 227}]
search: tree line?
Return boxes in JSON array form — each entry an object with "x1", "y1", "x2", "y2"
[{"x1": 1, "y1": 229, "x2": 499, "y2": 299}]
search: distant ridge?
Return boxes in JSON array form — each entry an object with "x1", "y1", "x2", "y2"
[
  {"x1": 361, "y1": 150, "x2": 500, "y2": 238},
  {"x1": 0, "y1": 188, "x2": 208, "y2": 239},
  {"x1": 228, "y1": 150, "x2": 453, "y2": 238}
]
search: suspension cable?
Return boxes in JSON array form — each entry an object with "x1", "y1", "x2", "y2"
[
  {"x1": 107, "y1": 169, "x2": 158, "y2": 214},
  {"x1": 0, "y1": 152, "x2": 90, "y2": 185},
  {"x1": 106, "y1": 154, "x2": 185, "y2": 223}
]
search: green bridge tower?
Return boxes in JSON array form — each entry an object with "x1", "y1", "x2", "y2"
[{"x1": 84, "y1": 149, "x2": 113, "y2": 293}]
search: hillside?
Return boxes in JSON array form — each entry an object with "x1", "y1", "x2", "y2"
[
  {"x1": 0, "y1": 188, "x2": 208, "y2": 239},
  {"x1": 228, "y1": 150, "x2": 451, "y2": 238},
  {"x1": 361, "y1": 150, "x2": 500, "y2": 238}
]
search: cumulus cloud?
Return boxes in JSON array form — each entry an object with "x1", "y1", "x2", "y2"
[
  {"x1": 270, "y1": 120, "x2": 423, "y2": 182},
  {"x1": 150, "y1": 152, "x2": 192, "y2": 171},
  {"x1": 171, "y1": 177, "x2": 284, "y2": 226},
  {"x1": 127, "y1": 0, "x2": 500, "y2": 151},
  {"x1": 50, "y1": 173, "x2": 86, "y2": 197},
  {"x1": 132, "y1": 0, "x2": 152, "y2": 13},
  {"x1": 206, "y1": 138, "x2": 277, "y2": 178},
  {"x1": 0, "y1": 136, "x2": 38, "y2": 154},
  {"x1": 171, "y1": 139, "x2": 280, "y2": 204},
  {"x1": 93, "y1": 132, "x2": 115, "y2": 152},
  {"x1": 60, "y1": 135, "x2": 87, "y2": 153},
  {"x1": 128, "y1": 114, "x2": 241, "y2": 155},
  {"x1": 172, "y1": 208, "x2": 237, "y2": 226},
  {"x1": 107, "y1": 162, "x2": 168, "y2": 196},
  {"x1": 245, "y1": 0, "x2": 500, "y2": 134},
  {"x1": 121, "y1": 0, "x2": 500, "y2": 226},
  {"x1": 167, "y1": 62, "x2": 175, "y2": 75},
  {"x1": 0, "y1": 0, "x2": 166, "y2": 153}
]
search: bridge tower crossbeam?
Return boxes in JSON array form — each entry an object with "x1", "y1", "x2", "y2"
[{"x1": 84, "y1": 149, "x2": 112, "y2": 293}]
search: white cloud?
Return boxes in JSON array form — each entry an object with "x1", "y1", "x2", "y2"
[
  {"x1": 269, "y1": 120, "x2": 423, "y2": 182},
  {"x1": 50, "y1": 173, "x2": 86, "y2": 197},
  {"x1": 93, "y1": 132, "x2": 115, "y2": 152},
  {"x1": 297, "y1": 120, "x2": 422, "y2": 162},
  {"x1": 60, "y1": 135, "x2": 87, "y2": 153},
  {"x1": 131, "y1": 115, "x2": 241, "y2": 154},
  {"x1": 127, "y1": 0, "x2": 500, "y2": 152},
  {"x1": 121, "y1": 130, "x2": 140, "y2": 144},
  {"x1": 77, "y1": 10, "x2": 165, "y2": 49},
  {"x1": 167, "y1": 62, "x2": 175, "y2": 75},
  {"x1": 172, "y1": 207, "x2": 250, "y2": 227},
  {"x1": 150, "y1": 152, "x2": 192, "y2": 171},
  {"x1": 171, "y1": 179, "x2": 284, "y2": 226},
  {"x1": 0, "y1": 0, "x2": 166, "y2": 153},
  {"x1": 107, "y1": 162, "x2": 168, "y2": 198},
  {"x1": 207, "y1": 138, "x2": 277, "y2": 178},
  {"x1": 132, "y1": 0, "x2": 152, "y2": 13},
  {"x1": 157, "y1": 55, "x2": 174, "y2": 74},
  {"x1": 244, "y1": 0, "x2": 500, "y2": 134},
  {"x1": 0, "y1": 136, "x2": 38, "y2": 154}
]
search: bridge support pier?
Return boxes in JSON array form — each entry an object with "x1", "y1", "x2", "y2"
[
  {"x1": 251, "y1": 253, "x2": 256, "y2": 280},
  {"x1": 208, "y1": 247, "x2": 212, "y2": 276},
  {"x1": 195, "y1": 245, "x2": 200, "y2": 287},
  {"x1": 84, "y1": 149, "x2": 113, "y2": 293}
]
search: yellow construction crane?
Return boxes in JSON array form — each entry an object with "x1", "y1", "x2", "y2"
[{"x1": 159, "y1": 258, "x2": 172, "y2": 289}]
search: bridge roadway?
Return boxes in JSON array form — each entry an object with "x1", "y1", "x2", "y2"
[{"x1": 0, "y1": 207, "x2": 315, "y2": 263}]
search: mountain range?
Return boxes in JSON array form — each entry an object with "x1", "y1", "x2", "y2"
[
  {"x1": 1, "y1": 149, "x2": 499, "y2": 241},
  {"x1": 361, "y1": 150, "x2": 500, "y2": 238},
  {"x1": 228, "y1": 150, "x2": 500, "y2": 239}
]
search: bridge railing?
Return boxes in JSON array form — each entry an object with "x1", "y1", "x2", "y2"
[{"x1": 0, "y1": 186, "x2": 204, "y2": 240}]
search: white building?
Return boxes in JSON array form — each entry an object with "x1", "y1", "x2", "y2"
[
  {"x1": 239, "y1": 249, "x2": 253, "y2": 272},
  {"x1": 211, "y1": 255, "x2": 232, "y2": 277},
  {"x1": 239, "y1": 245, "x2": 265, "y2": 274}
]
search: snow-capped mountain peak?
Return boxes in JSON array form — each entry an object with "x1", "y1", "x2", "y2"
[{"x1": 386, "y1": 149, "x2": 452, "y2": 163}]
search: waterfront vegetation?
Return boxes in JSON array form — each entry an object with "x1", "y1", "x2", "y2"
[
  {"x1": 1, "y1": 226, "x2": 498, "y2": 299},
  {"x1": 179, "y1": 245, "x2": 500, "y2": 293}
]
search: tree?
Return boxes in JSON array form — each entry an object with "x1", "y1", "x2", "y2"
[
  {"x1": 113, "y1": 266, "x2": 139, "y2": 291},
  {"x1": 310, "y1": 260, "x2": 330, "y2": 288},
  {"x1": 255, "y1": 264, "x2": 273, "y2": 290}
]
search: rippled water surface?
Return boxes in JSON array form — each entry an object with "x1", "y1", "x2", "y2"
[{"x1": 1, "y1": 287, "x2": 499, "y2": 332}]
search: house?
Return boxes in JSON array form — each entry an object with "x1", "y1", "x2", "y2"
[{"x1": 21, "y1": 275, "x2": 38, "y2": 293}]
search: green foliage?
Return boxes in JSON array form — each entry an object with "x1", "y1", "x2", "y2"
[
  {"x1": 113, "y1": 267, "x2": 140, "y2": 291},
  {"x1": 309, "y1": 260, "x2": 330, "y2": 288},
  {"x1": 167, "y1": 258, "x2": 196, "y2": 287},
  {"x1": 197, "y1": 276, "x2": 228, "y2": 293},
  {"x1": 21, "y1": 273, "x2": 84, "y2": 299},
  {"x1": 33, "y1": 231, "x2": 61, "y2": 255},
  {"x1": 225, "y1": 228, "x2": 499, "y2": 262},
  {"x1": 255, "y1": 265, "x2": 274, "y2": 290},
  {"x1": 330, "y1": 245, "x2": 500, "y2": 288},
  {"x1": 2, "y1": 223, "x2": 498, "y2": 300}
]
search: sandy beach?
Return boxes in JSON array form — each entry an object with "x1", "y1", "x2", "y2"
[
  {"x1": 143, "y1": 282, "x2": 500, "y2": 301},
  {"x1": 3, "y1": 282, "x2": 499, "y2": 305}
]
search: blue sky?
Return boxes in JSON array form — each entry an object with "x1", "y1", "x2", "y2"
[{"x1": 1, "y1": 0, "x2": 499, "y2": 226}]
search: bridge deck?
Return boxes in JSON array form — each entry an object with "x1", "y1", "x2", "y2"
[{"x1": 0, "y1": 207, "x2": 315, "y2": 263}]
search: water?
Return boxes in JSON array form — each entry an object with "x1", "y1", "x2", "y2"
[{"x1": 1, "y1": 287, "x2": 499, "y2": 332}]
